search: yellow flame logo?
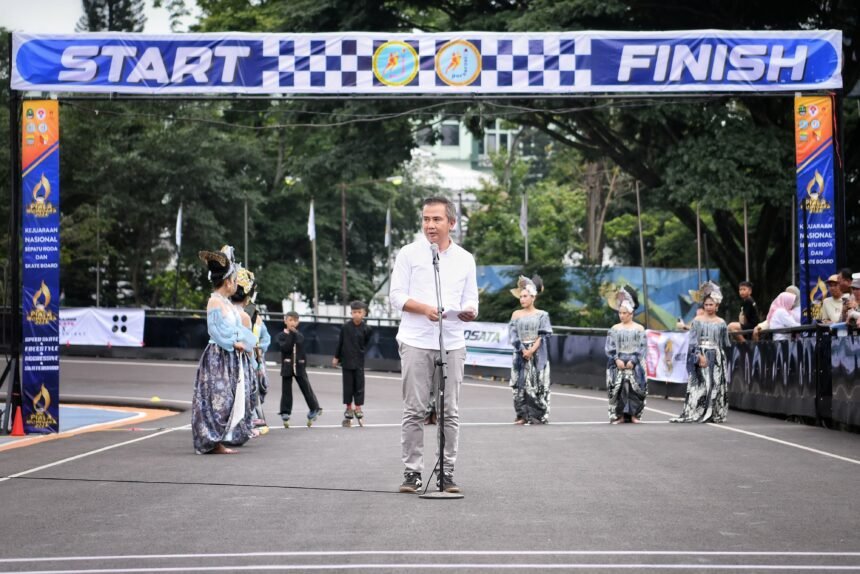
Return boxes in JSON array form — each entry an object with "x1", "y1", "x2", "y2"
[
  {"x1": 806, "y1": 170, "x2": 824, "y2": 200},
  {"x1": 26, "y1": 173, "x2": 57, "y2": 217},
  {"x1": 801, "y1": 170, "x2": 831, "y2": 214},
  {"x1": 32, "y1": 173, "x2": 51, "y2": 203},
  {"x1": 810, "y1": 278, "x2": 828, "y2": 303},
  {"x1": 33, "y1": 384, "x2": 51, "y2": 414},
  {"x1": 32, "y1": 280, "x2": 51, "y2": 309}
]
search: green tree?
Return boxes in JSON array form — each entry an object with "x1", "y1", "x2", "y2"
[
  {"x1": 386, "y1": 0, "x2": 860, "y2": 306},
  {"x1": 76, "y1": 0, "x2": 146, "y2": 32}
]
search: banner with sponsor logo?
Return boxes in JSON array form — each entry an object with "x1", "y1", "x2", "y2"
[
  {"x1": 794, "y1": 95, "x2": 837, "y2": 322},
  {"x1": 59, "y1": 308, "x2": 145, "y2": 347},
  {"x1": 11, "y1": 30, "x2": 840, "y2": 95},
  {"x1": 21, "y1": 100, "x2": 61, "y2": 434},
  {"x1": 463, "y1": 322, "x2": 511, "y2": 369},
  {"x1": 645, "y1": 330, "x2": 691, "y2": 383}
]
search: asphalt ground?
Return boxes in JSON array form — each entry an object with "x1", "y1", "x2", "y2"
[{"x1": 0, "y1": 357, "x2": 858, "y2": 573}]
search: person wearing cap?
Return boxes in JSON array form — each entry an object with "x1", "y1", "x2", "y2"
[
  {"x1": 820, "y1": 274, "x2": 844, "y2": 324},
  {"x1": 333, "y1": 300, "x2": 374, "y2": 427},
  {"x1": 508, "y1": 275, "x2": 553, "y2": 425},
  {"x1": 192, "y1": 246, "x2": 257, "y2": 454},
  {"x1": 670, "y1": 282, "x2": 730, "y2": 424},
  {"x1": 845, "y1": 278, "x2": 860, "y2": 327},
  {"x1": 605, "y1": 285, "x2": 646, "y2": 424}
]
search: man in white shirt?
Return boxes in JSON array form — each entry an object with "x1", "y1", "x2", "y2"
[{"x1": 390, "y1": 197, "x2": 478, "y2": 494}]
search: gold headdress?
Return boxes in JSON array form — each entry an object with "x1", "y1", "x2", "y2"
[
  {"x1": 689, "y1": 281, "x2": 723, "y2": 305},
  {"x1": 198, "y1": 245, "x2": 238, "y2": 283},
  {"x1": 602, "y1": 283, "x2": 639, "y2": 312},
  {"x1": 510, "y1": 275, "x2": 543, "y2": 298}
]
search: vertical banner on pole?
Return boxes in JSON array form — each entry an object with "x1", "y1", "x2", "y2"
[
  {"x1": 21, "y1": 100, "x2": 60, "y2": 433},
  {"x1": 794, "y1": 95, "x2": 836, "y2": 323}
]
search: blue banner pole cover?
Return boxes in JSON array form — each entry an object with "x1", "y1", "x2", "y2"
[
  {"x1": 21, "y1": 100, "x2": 61, "y2": 433},
  {"x1": 794, "y1": 95, "x2": 836, "y2": 323},
  {"x1": 11, "y1": 30, "x2": 841, "y2": 95}
]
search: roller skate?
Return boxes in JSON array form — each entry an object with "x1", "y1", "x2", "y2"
[
  {"x1": 306, "y1": 408, "x2": 322, "y2": 427},
  {"x1": 354, "y1": 406, "x2": 365, "y2": 427},
  {"x1": 342, "y1": 407, "x2": 354, "y2": 427}
]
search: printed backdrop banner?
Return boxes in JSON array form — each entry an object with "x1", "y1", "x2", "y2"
[
  {"x1": 59, "y1": 308, "x2": 146, "y2": 347},
  {"x1": 12, "y1": 30, "x2": 841, "y2": 95},
  {"x1": 21, "y1": 100, "x2": 61, "y2": 434},
  {"x1": 645, "y1": 330, "x2": 691, "y2": 383},
  {"x1": 463, "y1": 322, "x2": 511, "y2": 369},
  {"x1": 794, "y1": 95, "x2": 837, "y2": 322}
]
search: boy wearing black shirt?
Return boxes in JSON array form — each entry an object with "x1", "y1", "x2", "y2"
[
  {"x1": 277, "y1": 311, "x2": 322, "y2": 427},
  {"x1": 728, "y1": 281, "x2": 758, "y2": 342},
  {"x1": 333, "y1": 301, "x2": 373, "y2": 427}
]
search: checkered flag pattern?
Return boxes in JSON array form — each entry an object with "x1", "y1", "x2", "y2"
[{"x1": 261, "y1": 34, "x2": 591, "y2": 91}]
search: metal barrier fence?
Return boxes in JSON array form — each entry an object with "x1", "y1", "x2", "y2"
[{"x1": 1, "y1": 309, "x2": 857, "y2": 428}]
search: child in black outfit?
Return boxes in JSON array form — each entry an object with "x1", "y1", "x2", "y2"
[
  {"x1": 333, "y1": 301, "x2": 373, "y2": 427},
  {"x1": 278, "y1": 311, "x2": 322, "y2": 427}
]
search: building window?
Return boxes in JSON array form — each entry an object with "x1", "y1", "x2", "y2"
[
  {"x1": 416, "y1": 126, "x2": 433, "y2": 146},
  {"x1": 441, "y1": 123, "x2": 460, "y2": 146}
]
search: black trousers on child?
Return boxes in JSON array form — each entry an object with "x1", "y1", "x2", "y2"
[
  {"x1": 342, "y1": 368, "x2": 365, "y2": 406},
  {"x1": 280, "y1": 366, "x2": 320, "y2": 417}
]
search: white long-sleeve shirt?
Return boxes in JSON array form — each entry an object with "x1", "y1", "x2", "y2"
[{"x1": 390, "y1": 236, "x2": 479, "y2": 350}]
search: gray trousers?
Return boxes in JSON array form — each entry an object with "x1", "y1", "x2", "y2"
[{"x1": 399, "y1": 343, "x2": 465, "y2": 474}]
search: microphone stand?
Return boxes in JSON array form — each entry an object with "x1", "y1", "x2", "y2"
[{"x1": 420, "y1": 244, "x2": 464, "y2": 500}]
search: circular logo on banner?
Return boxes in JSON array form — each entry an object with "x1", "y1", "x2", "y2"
[
  {"x1": 436, "y1": 40, "x2": 481, "y2": 87},
  {"x1": 373, "y1": 41, "x2": 419, "y2": 87}
]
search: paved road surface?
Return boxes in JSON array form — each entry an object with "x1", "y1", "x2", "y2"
[{"x1": 0, "y1": 358, "x2": 858, "y2": 573}]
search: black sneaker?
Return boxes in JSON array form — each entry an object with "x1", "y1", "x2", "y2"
[
  {"x1": 436, "y1": 471, "x2": 460, "y2": 493},
  {"x1": 399, "y1": 472, "x2": 423, "y2": 493}
]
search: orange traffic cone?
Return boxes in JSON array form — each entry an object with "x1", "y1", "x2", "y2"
[{"x1": 11, "y1": 406, "x2": 25, "y2": 436}]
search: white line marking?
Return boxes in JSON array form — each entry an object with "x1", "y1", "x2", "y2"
[
  {"x1": 62, "y1": 394, "x2": 192, "y2": 405},
  {"x1": 705, "y1": 423, "x2": 860, "y2": 466},
  {"x1": 0, "y1": 426, "x2": 187, "y2": 484},
  {"x1": 60, "y1": 360, "x2": 860, "y2": 467},
  {"x1": 4, "y1": 563, "x2": 860, "y2": 573},
  {"x1": 3, "y1": 550, "x2": 858, "y2": 563}
]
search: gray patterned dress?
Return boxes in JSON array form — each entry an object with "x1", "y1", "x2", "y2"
[
  {"x1": 670, "y1": 319, "x2": 730, "y2": 423},
  {"x1": 605, "y1": 326, "x2": 647, "y2": 422},
  {"x1": 509, "y1": 311, "x2": 553, "y2": 423},
  {"x1": 191, "y1": 295, "x2": 257, "y2": 453}
]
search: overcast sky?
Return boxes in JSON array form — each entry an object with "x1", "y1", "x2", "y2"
[{"x1": 0, "y1": 0, "x2": 199, "y2": 34}]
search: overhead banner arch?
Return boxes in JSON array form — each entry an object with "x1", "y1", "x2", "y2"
[
  {"x1": 12, "y1": 30, "x2": 841, "y2": 95},
  {"x1": 2, "y1": 28, "x2": 846, "y2": 434}
]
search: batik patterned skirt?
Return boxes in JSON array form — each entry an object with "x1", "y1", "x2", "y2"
[
  {"x1": 192, "y1": 344, "x2": 254, "y2": 453},
  {"x1": 670, "y1": 347, "x2": 728, "y2": 423},
  {"x1": 606, "y1": 352, "x2": 647, "y2": 421},
  {"x1": 510, "y1": 343, "x2": 551, "y2": 424}
]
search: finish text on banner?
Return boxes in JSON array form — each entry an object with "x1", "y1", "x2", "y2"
[
  {"x1": 795, "y1": 95, "x2": 836, "y2": 322},
  {"x1": 21, "y1": 100, "x2": 61, "y2": 434},
  {"x1": 11, "y1": 30, "x2": 841, "y2": 95}
]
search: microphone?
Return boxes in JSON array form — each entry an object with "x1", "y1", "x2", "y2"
[{"x1": 430, "y1": 242, "x2": 439, "y2": 263}]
